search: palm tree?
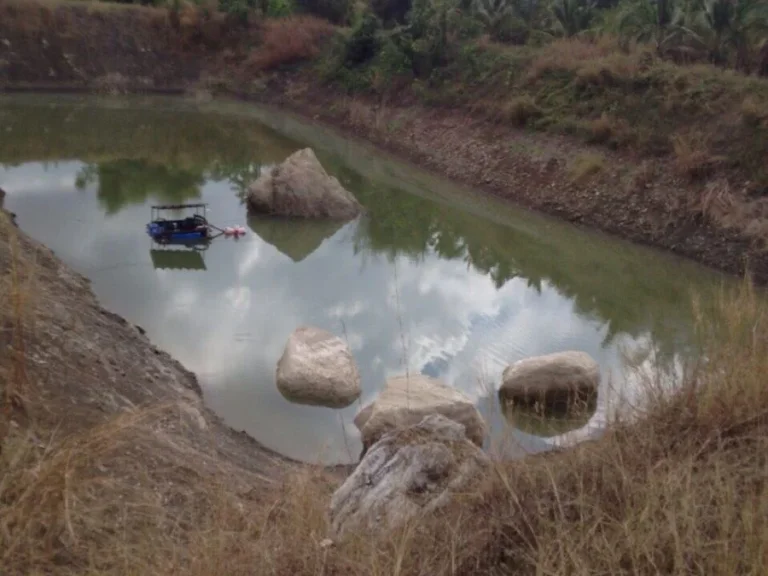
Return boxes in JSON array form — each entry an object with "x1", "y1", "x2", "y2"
[
  {"x1": 553, "y1": 0, "x2": 597, "y2": 37},
  {"x1": 472, "y1": 0, "x2": 547, "y2": 42},
  {"x1": 690, "y1": 0, "x2": 768, "y2": 70},
  {"x1": 472, "y1": 0, "x2": 517, "y2": 39},
  {"x1": 617, "y1": 0, "x2": 688, "y2": 52}
]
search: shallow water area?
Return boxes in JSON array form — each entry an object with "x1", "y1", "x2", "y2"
[{"x1": 0, "y1": 93, "x2": 732, "y2": 464}]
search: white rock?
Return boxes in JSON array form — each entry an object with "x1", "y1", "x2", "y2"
[
  {"x1": 247, "y1": 148, "x2": 363, "y2": 219},
  {"x1": 330, "y1": 414, "x2": 491, "y2": 537},
  {"x1": 355, "y1": 374, "x2": 486, "y2": 452},
  {"x1": 276, "y1": 326, "x2": 361, "y2": 409}
]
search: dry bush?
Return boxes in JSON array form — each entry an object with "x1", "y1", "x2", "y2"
[
  {"x1": 247, "y1": 16, "x2": 334, "y2": 72},
  {"x1": 672, "y1": 133, "x2": 722, "y2": 181},
  {"x1": 347, "y1": 98, "x2": 372, "y2": 128},
  {"x1": 741, "y1": 96, "x2": 768, "y2": 126},
  {"x1": 586, "y1": 112, "x2": 633, "y2": 147},
  {"x1": 568, "y1": 152, "x2": 605, "y2": 185},
  {"x1": 526, "y1": 36, "x2": 631, "y2": 81},
  {"x1": 499, "y1": 95, "x2": 543, "y2": 127}
]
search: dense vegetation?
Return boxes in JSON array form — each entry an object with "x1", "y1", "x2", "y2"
[{"x1": 102, "y1": 0, "x2": 768, "y2": 74}]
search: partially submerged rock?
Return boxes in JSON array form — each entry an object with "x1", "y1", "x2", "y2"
[
  {"x1": 247, "y1": 148, "x2": 363, "y2": 219},
  {"x1": 330, "y1": 414, "x2": 491, "y2": 537},
  {"x1": 276, "y1": 326, "x2": 361, "y2": 409},
  {"x1": 355, "y1": 375, "x2": 486, "y2": 453},
  {"x1": 500, "y1": 351, "x2": 599, "y2": 414}
]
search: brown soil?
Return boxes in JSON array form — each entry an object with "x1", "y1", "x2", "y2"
[{"x1": 1, "y1": 0, "x2": 766, "y2": 282}]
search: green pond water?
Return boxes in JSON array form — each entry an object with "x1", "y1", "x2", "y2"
[{"x1": 0, "y1": 94, "x2": 733, "y2": 464}]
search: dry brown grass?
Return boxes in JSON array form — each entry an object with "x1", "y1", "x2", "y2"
[
  {"x1": 586, "y1": 113, "x2": 633, "y2": 148},
  {"x1": 499, "y1": 95, "x2": 543, "y2": 127},
  {"x1": 741, "y1": 96, "x2": 768, "y2": 126},
  {"x1": 526, "y1": 36, "x2": 643, "y2": 83},
  {"x1": 568, "y1": 152, "x2": 606, "y2": 185},
  {"x1": 672, "y1": 132, "x2": 723, "y2": 181},
  {"x1": 247, "y1": 16, "x2": 334, "y2": 72}
]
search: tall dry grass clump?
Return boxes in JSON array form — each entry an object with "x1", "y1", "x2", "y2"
[{"x1": 248, "y1": 16, "x2": 334, "y2": 72}]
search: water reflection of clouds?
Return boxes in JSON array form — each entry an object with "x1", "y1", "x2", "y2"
[
  {"x1": 0, "y1": 162, "x2": 79, "y2": 195},
  {"x1": 4, "y1": 160, "x2": 672, "y2": 465}
]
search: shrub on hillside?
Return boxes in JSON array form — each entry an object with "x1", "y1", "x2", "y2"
[
  {"x1": 344, "y1": 10, "x2": 382, "y2": 66},
  {"x1": 294, "y1": 0, "x2": 351, "y2": 23}
]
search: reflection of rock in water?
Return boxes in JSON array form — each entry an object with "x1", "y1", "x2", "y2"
[
  {"x1": 248, "y1": 215, "x2": 344, "y2": 262},
  {"x1": 498, "y1": 393, "x2": 596, "y2": 438}
]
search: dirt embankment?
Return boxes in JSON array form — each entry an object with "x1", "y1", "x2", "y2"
[
  {"x1": 1, "y1": 0, "x2": 767, "y2": 282},
  {"x1": 0, "y1": 208, "x2": 286, "y2": 487}
]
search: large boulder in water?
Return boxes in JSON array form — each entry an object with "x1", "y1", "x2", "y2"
[
  {"x1": 276, "y1": 326, "x2": 361, "y2": 409},
  {"x1": 330, "y1": 414, "x2": 491, "y2": 537},
  {"x1": 247, "y1": 148, "x2": 362, "y2": 219},
  {"x1": 355, "y1": 375, "x2": 486, "y2": 453},
  {"x1": 500, "y1": 351, "x2": 599, "y2": 414}
]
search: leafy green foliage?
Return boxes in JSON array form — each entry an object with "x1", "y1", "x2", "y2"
[
  {"x1": 345, "y1": 10, "x2": 382, "y2": 66},
  {"x1": 471, "y1": 0, "x2": 517, "y2": 40},
  {"x1": 613, "y1": 0, "x2": 768, "y2": 70},
  {"x1": 688, "y1": 0, "x2": 768, "y2": 69},
  {"x1": 553, "y1": 0, "x2": 596, "y2": 36},
  {"x1": 616, "y1": 0, "x2": 686, "y2": 50},
  {"x1": 266, "y1": 0, "x2": 294, "y2": 17}
]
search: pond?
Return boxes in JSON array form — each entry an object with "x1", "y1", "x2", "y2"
[{"x1": 0, "y1": 94, "x2": 731, "y2": 464}]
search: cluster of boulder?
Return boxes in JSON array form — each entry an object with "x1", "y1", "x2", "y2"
[
  {"x1": 274, "y1": 325, "x2": 600, "y2": 536},
  {"x1": 255, "y1": 149, "x2": 601, "y2": 537}
]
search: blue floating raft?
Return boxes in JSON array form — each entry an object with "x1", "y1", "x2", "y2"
[{"x1": 146, "y1": 203, "x2": 210, "y2": 244}]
